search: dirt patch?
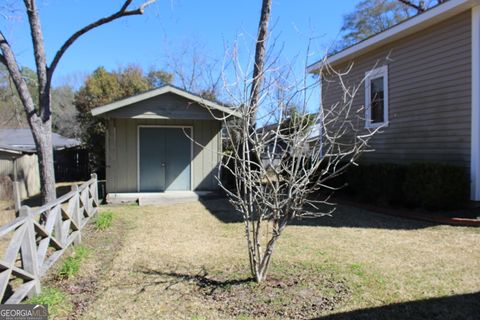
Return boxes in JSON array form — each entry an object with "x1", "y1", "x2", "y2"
[
  {"x1": 136, "y1": 265, "x2": 351, "y2": 319},
  {"x1": 203, "y1": 273, "x2": 349, "y2": 318}
]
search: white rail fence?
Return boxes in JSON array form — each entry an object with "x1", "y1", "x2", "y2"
[{"x1": 0, "y1": 174, "x2": 99, "y2": 304}]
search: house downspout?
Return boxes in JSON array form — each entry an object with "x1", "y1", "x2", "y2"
[{"x1": 471, "y1": 5, "x2": 480, "y2": 201}]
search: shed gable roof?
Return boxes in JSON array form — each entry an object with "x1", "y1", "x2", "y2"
[
  {"x1": 91, "y1": 85, "x2": 240, "y2": 118},
  {"x1": 307, "y1": 0, "x2": 479, "y2": 72}
]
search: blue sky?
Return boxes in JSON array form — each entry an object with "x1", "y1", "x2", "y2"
[{"x1": 1, "y1": 0, "x2": 358, "y2": 87}]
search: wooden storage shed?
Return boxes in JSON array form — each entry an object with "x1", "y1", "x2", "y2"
[{"x1": 91, "y1": 85, "x2": 239, "y2": 198}]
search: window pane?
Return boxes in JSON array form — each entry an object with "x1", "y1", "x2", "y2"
[{"x1": 370, "y1": 77, "x2": 384, "y2": 123}]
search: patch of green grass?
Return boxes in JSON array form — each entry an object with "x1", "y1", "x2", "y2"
[
  {"x1": 95, "y1": 211, "x2": 113, "y2": 230},
  {"x1": 58, "y1": 246, "x2": 91, "y2": 279},
  {"x1": 74, "y1": 245, "x2": 90, "y2": 260},
  {"x1": 24, "y1": 288, "x2": 72, "y2": 317},
  {"x1": 349, "y1": 263, "x2": 365, "y2": 277},
  {"x1": 191, "y1": 316, "x2": 207, "y2": 320}
]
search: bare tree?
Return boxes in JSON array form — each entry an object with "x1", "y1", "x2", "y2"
[
  {"x1": 0, "y1": 0, "x2": 156, "y2": 204},
  {"x1": 209, "y1": 0, "x2": 379, "y2": 283},
  {"x1": 164, "y1": 41, "x2": 223, "y2": 99},
  {"x1": 216, "y1": 51, "x2": 380, "y2": 282}
]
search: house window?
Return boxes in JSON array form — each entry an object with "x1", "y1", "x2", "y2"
[{"x1": 365, "y1": 66, "x2": 388, "y2": 128}]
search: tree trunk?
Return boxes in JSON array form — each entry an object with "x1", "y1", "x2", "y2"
[
  {"x1": 250, "y1": 0, "x2": 272, "y2": 124},
  {"x1": 30, "y1": 120, "x2": 56, "y2": 204}
]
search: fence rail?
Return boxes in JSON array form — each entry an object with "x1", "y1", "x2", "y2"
[{"x1": 0, "y1": 174, "x2": 99, "y2": 304}]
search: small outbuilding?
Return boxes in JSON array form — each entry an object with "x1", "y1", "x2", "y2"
[
  {"x1": 91, "y1": 85, "x2": 239, "y2": 199},
  {"x1": 0, "y1": 128, "x2": 81, "y2": 207}
]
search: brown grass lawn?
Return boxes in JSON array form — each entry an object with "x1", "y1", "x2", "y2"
[{"x1": 41, "y1": 197, "x2": 479, "y2": 319}]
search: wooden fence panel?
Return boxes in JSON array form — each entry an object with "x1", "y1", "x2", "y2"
[{"x1": 0, "y1": 174, "x2": 98, "y2": 304}]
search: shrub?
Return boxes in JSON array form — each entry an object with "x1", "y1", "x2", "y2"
[
  {"x1": 346, "y1": 164, "x2": 406, "y2": 206},
  {"x1": 95, "y1": 211, "x2": 113, "y2": 230},
  {"x1": 403, "y1": 163, "x2": 469, "y2": 210},
  {"x1": 345, "y1": 162, "x2": 469, "y2": 210}
]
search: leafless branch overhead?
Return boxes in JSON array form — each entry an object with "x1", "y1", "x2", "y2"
[
  {"x1": 398, "y1": 0, "x2": 426, "y2": 13},
  {"x1": 47, "y1": 0, "x2": 157, "y2": 84}
]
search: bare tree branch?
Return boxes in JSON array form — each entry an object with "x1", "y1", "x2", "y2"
[
  {"x1": 398, "y1": 0, "x2": 426, "y2": 13},
  {"x1": 47, "y1": 0, "x2": 157, "y2": 85},
  {"x1": 0, "y1": 53, "x2": 6, "y2": 66},
  {"x1": 24, "y1": 0, "x2": 49, "y2": 119}
]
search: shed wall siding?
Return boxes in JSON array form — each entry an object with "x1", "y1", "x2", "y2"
[
  {"x1": 106, "y1": 118, "x2": 221, "y2": 193},
  {"x1": 321, "y1": 11, "x2": 472, "y2": 167}
]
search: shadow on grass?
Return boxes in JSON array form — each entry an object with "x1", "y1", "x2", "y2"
[
  {"x1": 137, "y1": 267, "x2": 253, "y2": 295},
  {"x1": 198, "y1": 195, "x2": 441, "y2": 230},
  {"x1": 314, "y1": 291, "x2": 480, "y2": 320}
]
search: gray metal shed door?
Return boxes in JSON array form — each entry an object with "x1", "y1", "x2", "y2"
[{"x1": 139, "y1": 127, "x2": 191, "y2": 192}]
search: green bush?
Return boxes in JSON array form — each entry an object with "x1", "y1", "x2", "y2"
[
  {"x1": 403, "y1": 163, "x2": 469, "y2": 210},
  {"x1": 346, "y1": 164, "x2": 406, "y2": 206},
  {"x1": 345, "y1": 162, "x2": 469, "y2": 210},
  {"x1": 95, "y1": 211, "x2": 113, "y2": 230}
]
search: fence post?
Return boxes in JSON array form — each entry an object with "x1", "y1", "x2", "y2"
[
  {"x1": 12, "y1": 181, "x2": 22, "y2": 215},
  {"x1": 19, "y1": 206, "x2": 41, "y2": 297},
  {"x1": 91, "y1": 173, "x2": 99, "y2": 213},
  {"x1": 71, "y1": 184, "x2": 81, "y2": 245}
]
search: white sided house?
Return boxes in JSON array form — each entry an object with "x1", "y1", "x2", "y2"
[
  {"x1": 308, "y1": 0, "x2": 480, "y2": 200},
  {"x1": 91, "y1": 85, "x2": 239, "y2": 203}
]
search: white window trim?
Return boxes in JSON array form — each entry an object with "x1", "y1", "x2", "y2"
[{"x1": 365, "y1": 65, "x2": 389, "y2": 129}]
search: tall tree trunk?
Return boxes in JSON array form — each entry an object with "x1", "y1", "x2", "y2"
[
  {"x1": 243, "y1": 0, "x2": 273, "y2": 282},
  {"x1": 30, "y1": 120, "x2": 56, "y2": 204},
  {"x1": 250, "y1": 0, "x2": 272, "y2": 123}
]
